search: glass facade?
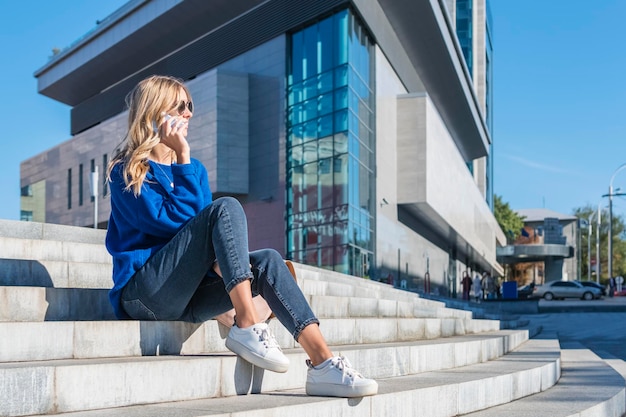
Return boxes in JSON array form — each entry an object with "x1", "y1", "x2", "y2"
[
  {"x1": 456, "y1": 0, "x2": 473, "y2": 78},
  {"x1": 458, "y1": 0, "x2": 474, "y2": 174},
  {"x1": 286, "y1": 9, "x2": 375, "y2": 276},
  {"x1": 485, "y1": 0, "x2": 494, "y2": 209}
]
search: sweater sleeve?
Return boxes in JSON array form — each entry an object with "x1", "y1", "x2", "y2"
[{"x1": 109, "y1": 159, "x2": 212, "y2": 239}]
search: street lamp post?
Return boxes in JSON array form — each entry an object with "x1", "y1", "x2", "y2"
[
  {"x1": 608, "y1": 163, "x2": 626, "y2": 280},
  {"x1": 587, "y1": 219, "x2": 591, "y2": 282},
  {"x1": 578, "y1": 219, "x2": 583, "y2": 281},
  {"x1": 596, "y1": 205, "x2": 601, "y2": 283},
  {"x1": 587, "y1": 203, "x2": 602, "y2": 283}
]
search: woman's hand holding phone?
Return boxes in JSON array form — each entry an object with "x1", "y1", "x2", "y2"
[{"x1": 154, "y1": 112, "x2": 190, "y2": 164}]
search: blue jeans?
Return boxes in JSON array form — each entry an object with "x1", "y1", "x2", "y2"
[{"x1": 121, "y1": 197, "x2": 319, "y2": 340}]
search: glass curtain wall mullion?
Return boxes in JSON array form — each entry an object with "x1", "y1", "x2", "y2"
[{"x1": 286, "y1": 7, "x2": 375, "y2": 276}]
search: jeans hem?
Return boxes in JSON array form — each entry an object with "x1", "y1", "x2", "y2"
[
  {"x1": 293, "y1": 317, "x2": 320, "y2": 341},
  {"x1": 224, "y1": 273, "x2": 254, "y2": 293}
]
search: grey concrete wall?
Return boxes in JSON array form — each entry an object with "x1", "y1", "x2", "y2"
[
  {"x1": 375, "y1": 47, "x2": 463, "y2": 291},
  {"x1": 219, "y1": 36, "x2": 287, "y2": 253},
  {"x1": 396, "y1": 92, "x2": 499, "y2": 270},
  {"x1": 187, "y1": 69, "x2": 249, "y2": 195}
]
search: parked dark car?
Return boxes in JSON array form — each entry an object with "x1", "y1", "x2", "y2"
[
  {"x1": 532, "y1": 280, "x2": 602, "y2": 301},
  {"x1": 517, "y1": 284, "x2": 535, "y2": 299},
  {"x1": 576, "y1": 281, "x2": 606, "y2": 296}
]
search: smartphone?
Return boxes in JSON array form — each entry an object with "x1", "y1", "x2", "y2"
[{"x1": 152, "y1": 114, "x2": 175, "y2": 133}]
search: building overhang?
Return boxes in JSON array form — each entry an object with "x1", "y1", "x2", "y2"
[
  {"x1": 34, "y1": 0, "x2": 268, "y2": 106},
  {"x1": 497, "y1": 244, "x2": 575, "y2": 265},
  {"x1": 371, "y1": 0, "x2": 490, "y2": 160},
  {"x1": 37, "y1": 0, "x2": 491, "y2": 161}
]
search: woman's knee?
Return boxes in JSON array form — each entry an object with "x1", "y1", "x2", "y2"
[
  {"x1": 251, "y1": 248, "x2": 282, "y2": 267},
  {"x1": 213, "y1": 196, "x2": 242, "y2": 212}
]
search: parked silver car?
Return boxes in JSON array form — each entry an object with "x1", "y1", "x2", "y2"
[{"x1": 533, "y1": 280, "x2": 602, "y2": 301}]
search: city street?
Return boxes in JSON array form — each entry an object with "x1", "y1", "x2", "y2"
[{"x1": 522, "y1": 296, "x2": 626, "y2": 360}]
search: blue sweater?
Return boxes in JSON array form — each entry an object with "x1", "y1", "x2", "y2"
[{"x1": 105, "y1": 158, "x2": 212, "y2": 319}]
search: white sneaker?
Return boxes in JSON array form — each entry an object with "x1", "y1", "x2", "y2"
[
  {"x1": 305, "y1": 355, "x2": 378, "y2": 397},
  {"x1": 225, "y1": 322, "x2": 289, "y2": 373}
]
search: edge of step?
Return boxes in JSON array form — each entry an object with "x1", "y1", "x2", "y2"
[
  {"x1": 460, "y1": 344, "x2": 626, "y2": 417},
  {"x1": 19, "y1": 338, "x2": 559, "y2": 417},
  {"x1": 0, "y1": 219, "x2": 106, "y2": 244},
  {"x1": 0, "y1": 318, "x2": 509, "y2": 362}
]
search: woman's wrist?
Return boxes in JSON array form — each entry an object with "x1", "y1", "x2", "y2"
[
  {"x1": 174, "y1": 143, "x2": 191, "y2": 164},
  {"x1": 177, "y1": 151, "x2": 191, "y2": 164}
]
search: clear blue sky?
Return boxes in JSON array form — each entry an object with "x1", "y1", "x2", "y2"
[{"x1": 0, "y1": 0, "x2": 625, "y2": 221}]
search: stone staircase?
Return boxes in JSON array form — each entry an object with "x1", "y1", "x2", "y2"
[{"x1": 0, "y1": 219, "x2": 624, "y2": 417}]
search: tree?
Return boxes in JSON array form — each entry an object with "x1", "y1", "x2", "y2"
[
  {"x1": 494, "y1": 195, "x2": 525, "y2": 243},
  {"x1": 574, "y1": 205, "x2": 626, "y2": 282}
]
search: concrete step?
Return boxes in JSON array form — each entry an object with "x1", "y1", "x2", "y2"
[
  {"x1": 0, "y1": 317, "x2": 505, "y2": 362},
  {"x1": 0, "y1": 286, "x2": 114, "y2": 321},
  {"x1": 0, "y1": 221, "x2": 443, "y2": 311},
  {"x1": 15, "y1": 338, "x2": 560, "y2": 417},
  {"x1": 0, "y1": 285, "x2": 469, "y2": 322},
  {"x1": 2, "y1": 335, "x2": 552, "y2": 417},
  {"x1": 0, "y1": 266, "x2": 458, "y2": 321},
  {"x1": 0, "y1": 247, "x2": 446, "y2": 310},
  {"x1": 0, "y1": 219, "x2": 106, "y2": 244},
  {"x1": 0, "y1": 260, "x2": 112, "y2": 289},
  {"x1": 461, "y1": 345, "x2": 626, "y2": 417},
  {"x1": 0, "y1": 237, "x2": 111, "y2": 265}
]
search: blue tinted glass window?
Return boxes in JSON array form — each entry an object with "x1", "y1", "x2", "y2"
[
  {"x1": 335, "y1": 11, "x2": 348, "y2": 65},
  {"x1": 335, "y1": 65, "x2": 348, "y2": 88},
  {"x1": 303, "y1": 99, "x2": 317, "y2": 122},
  {"x1": 318, "y1": 114, "x2": 333, "y2": 139},
  {"x1": 289, "y1": 124, "x2": 303, "y2": 146},
  {"x1": 319, "y1": 17, "x2": 333, "y2": 72},
  {"x1": 291, "y1": 31, "x2": 303, "y2": 83},
  {"x1": 334, "y1": 109, "x2": 348, "y2": 132},
  {"x1": 318, "y1": 71, "x2": 333, "y2": 94},
  {"x1": 456, "y1": 0, "x2": 473, "y2": 77},
  {"x1": 287, "y1": 8, "x2": 374, "y2": 276},
  {"x1": 303, "y1": 78, "x2": 317, "y2": 102},
  {"x1": 334, "y1": 87, "x2": 348, "y2": 110},
  {"x1": 303, "y1": 120, "x2": 317, "y2": 142},
  {"x1": 318, "y1": 93, "x2": 333, "y2": 116},
  {"x1": 303, "y1": 25, "x2": 317, "y2": 79}
]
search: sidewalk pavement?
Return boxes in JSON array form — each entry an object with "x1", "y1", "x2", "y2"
[{"x1": 538, "y1": 294, "x2": 626, "y2": 313}]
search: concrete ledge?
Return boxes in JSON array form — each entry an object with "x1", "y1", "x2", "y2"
[
  {"x1": 13, "y1": 338, "x2": 559, "y2": 417},
  {"x1": 0, "y1": 287, "x2": 114, "y2": 321},
  {"x1": 0, "y1": 237, "x2": 111, "y2": 264},
  {"x1": 0, "y1": 285, "x2": 488, "y2": 322},
  {"x1": 0, "y1": 219, "x2": 106, "y2": 244},
  {"x1": 0, "y1": 318, "x2": 517, "y2": 362}
]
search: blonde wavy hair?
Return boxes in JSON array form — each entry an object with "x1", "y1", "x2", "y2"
[{"x1": 107, "y1": 75, "x2": 192, "y2": 195}]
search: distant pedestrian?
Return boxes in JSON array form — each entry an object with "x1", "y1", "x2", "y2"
[
  {"x1": 609, "y1": 276, "x2": 616, "y2": 297},
  {"x1": 482, "y1": 272, "x2": 496, "y2": 300},
  {"x1": 472, "y1": 274, "x2": 482, "y2": 301},
  {"x1": 461, "y1": 271, "x2": 472, "y2": 300}
]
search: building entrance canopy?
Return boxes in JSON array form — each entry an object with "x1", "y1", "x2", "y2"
[{"x1": 497, "y1": 244, "x2": 574, "y2": 265}]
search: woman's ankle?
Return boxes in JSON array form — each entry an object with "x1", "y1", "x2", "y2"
[{"x1": 233, "y1": 315, "x2": 257, "y2": 328}]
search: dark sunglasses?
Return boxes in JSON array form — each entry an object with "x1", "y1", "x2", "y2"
[{"x1": 174, "y1": 100, "x2": 193, "y2": 114}]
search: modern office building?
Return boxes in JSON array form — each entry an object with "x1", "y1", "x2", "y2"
[{"x1": 22, "y1": 0, "x2": 504, "y2": 294}]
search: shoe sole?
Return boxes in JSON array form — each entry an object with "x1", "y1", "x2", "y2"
[
  {"x1": 225, "y1": 337, "x2": 289, "y2": 373},
  {"x1": 305, "y1": 381, "x2": 378, "y2": 397}
]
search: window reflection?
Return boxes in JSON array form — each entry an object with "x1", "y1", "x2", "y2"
[{"x1": 287, "y1": 8, "x2": 375, "y2": 276}]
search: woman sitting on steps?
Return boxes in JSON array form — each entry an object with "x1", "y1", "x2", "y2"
[{"x1": 105, "y1": 74, "x2": 377, "y2": 398}]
